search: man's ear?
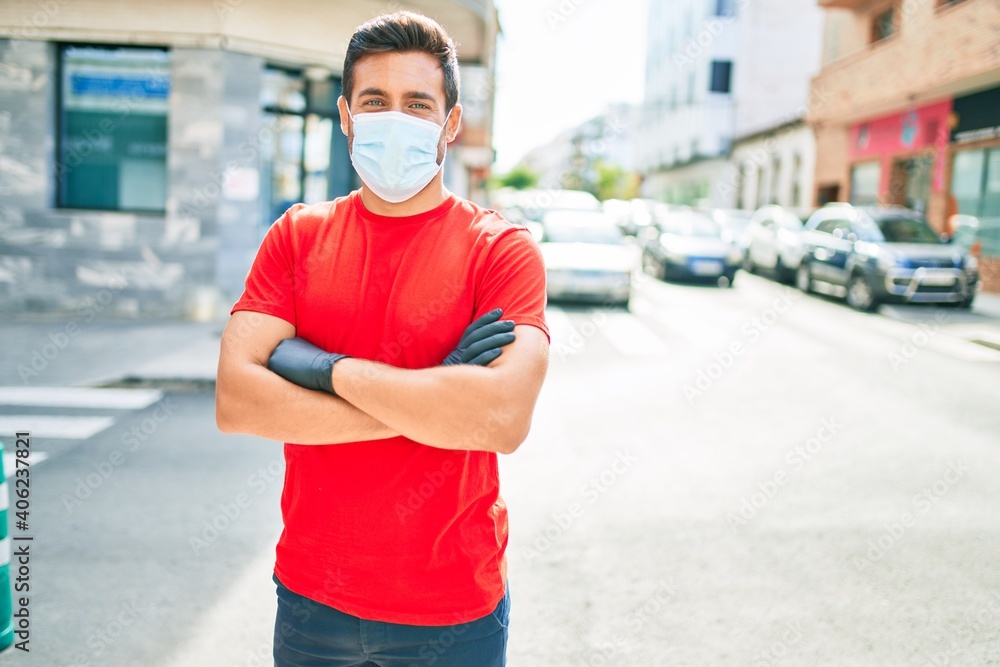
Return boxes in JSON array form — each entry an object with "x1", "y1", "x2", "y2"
[
  {"x1": 445, "y1": 104, "x2": 462, "y2": 143},
  {"x1": 338, "y1": 96, "x2": 351, "y2": 137}
]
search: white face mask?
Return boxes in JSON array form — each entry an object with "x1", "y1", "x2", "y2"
[{"x1": 347, "y1": 108, "x2": 452, "y2": 204}]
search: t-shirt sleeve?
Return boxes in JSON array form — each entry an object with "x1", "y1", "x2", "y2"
[
  {"x1": 475, "y1": 227, "x2": 549, "y2": 342},
  {"x1": 230, "y1": 206, "x2": 299, "y2": 326}
]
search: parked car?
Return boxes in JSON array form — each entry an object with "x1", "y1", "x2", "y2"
[
  {"x1": 519, "y1": 188, "x2": 601, "y2": 223},
  {"x1": 540, "y1": 210, "x2": 636, "y2": 308},
  {"x1": 796, "y1": 204, "x2": 980, "y2": 311},
  {"x1": 709, "y1": 208, "x2": 755, "y2": 252},
  {"x1": 641, "y1": 209, "x2": 742, "y2": 286},
  {"x1": 743, "y1": 205, "x2": 807, "y2": 283},
  {"x1": 602, "y1": 198, "x2": 634, "y2": 235}
]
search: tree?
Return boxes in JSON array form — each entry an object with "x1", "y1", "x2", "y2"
[
  {"x1": 493, "y1": 166, "x2": 539, "y2": 191},
  {"x1": 594, "y1": 160, "x2": 641, "y2": 202}
]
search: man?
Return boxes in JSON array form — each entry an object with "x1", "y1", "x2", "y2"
[{"x1": 215, "y1": 10, "x2": 549, "y2": 667}]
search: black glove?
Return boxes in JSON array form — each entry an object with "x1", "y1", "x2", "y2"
[
  {"x1": 267, "y1": 337, "x2": 349, "y2": 395},
  {"x1": 441, "y1": 308, "x2": 516, "y2": 367}
]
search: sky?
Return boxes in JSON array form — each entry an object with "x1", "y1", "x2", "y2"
[{"x1": 490, "y1": 0, "x2": 649, "y2": 172}]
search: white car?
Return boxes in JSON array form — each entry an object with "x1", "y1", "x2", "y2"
[
  {"x1": 743, "y1": 205, "x2": 807, "y2": 283},
  {"x1": 540, "y1": 210, "x2": 636, "y2": 308}
]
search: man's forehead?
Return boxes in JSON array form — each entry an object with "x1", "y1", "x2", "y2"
[{"x1": 351, "y1": 51, "x2": 446, "y2": 101}]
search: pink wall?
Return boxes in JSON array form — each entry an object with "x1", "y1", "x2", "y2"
[{"x1": 849, "y1": 99, "x2": 953, "y2": 193}]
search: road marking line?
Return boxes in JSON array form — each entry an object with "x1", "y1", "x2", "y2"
[
  {"x1": 0, "y1": 387, "x2": 163, "y2": 410},
  {"x1": 1, "y1": 452, "x2": 48, "y2": 480},
  {"x1": 0, "y1": 416, "x2": 116, "y2": 440},
  {"x1": 601, "y1": 313, "x2": 670, "y2": 356},
  {"x1": 923, "y1": 336, "x2": 1000, "y2": 363},
  {"x1": 629, "y1": 296, "x2": 725, "y2": 353},
  {"x1": 545, "y1": 307, "x2": 584, "y2": 356}
]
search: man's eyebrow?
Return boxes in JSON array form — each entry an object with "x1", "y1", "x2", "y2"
[
  {"x1": 356, "y1": 87, "x2": 388, "y2": 98},
  {"x1": 403, "y1": 91, "x2": 438, "y2": 103}
]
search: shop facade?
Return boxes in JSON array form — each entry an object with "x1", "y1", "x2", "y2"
[
  {"x1": 0, "y1": 1, "x2": 498, "y2": 317},
  {"x1": 948, "y1": 85, "x2": 1000, "y2": 291},
  {"x1": 845, "y1": 99, "x2": 952, "y2": 222}
]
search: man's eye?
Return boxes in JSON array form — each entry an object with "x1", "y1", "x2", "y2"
[
  {"x1": 363, "y1": 100, "x2": 385, "y2": 107},
  {"x1": 411, "y1": 103, "x2": 429, "y2": 110}
]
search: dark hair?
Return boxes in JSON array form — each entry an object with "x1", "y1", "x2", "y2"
[{"x1": 342, "y1": 11, "x2": 460, "y2": 113}]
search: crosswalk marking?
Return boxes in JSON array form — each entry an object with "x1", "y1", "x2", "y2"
[
  {"x1": 0, "y1": 416, "x2": 116, "y2": 440},
  {"x1": 0, "y1": 387, "x2": 162, "y2": 409},
  {"x1": 1, "y1": 452, "x2": 48, "y2": 480},
  {"x1": 629, "y1": 296, "x2": 728, "y2": 354},
  {"x1": 600, "y1": 312, "x2": 671, "y2": 356},
  {"x1": 546, "y1": 307, "x2": 584, "y2": 356}
]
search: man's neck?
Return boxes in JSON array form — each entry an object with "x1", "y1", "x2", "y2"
[{"x1": 359, "y1": 174, "x2": 450, "y2": 217}]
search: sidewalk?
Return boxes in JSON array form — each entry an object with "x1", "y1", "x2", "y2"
[
  {"x1": 973, "y1": 290, "x2": 1000, "y2": 319},
  {"x1": 0, "y1": 312, "x2": 224, "y2": 388}
]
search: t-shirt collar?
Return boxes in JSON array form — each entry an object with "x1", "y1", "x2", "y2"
[{"x1": 353, "y1": 190, "x2": 458, "y2": 226}]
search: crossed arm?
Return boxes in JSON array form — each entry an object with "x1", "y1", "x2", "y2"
[{"x1": 215, "y1": 310, "x2": 549, "y2": 453}]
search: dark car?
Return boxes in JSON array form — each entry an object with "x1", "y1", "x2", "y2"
[
  {"x1": 796, "y1": 204, "x2": 980, "y2": 311},
  {"x1": 641, "y1": 209, "x2": 743, "y2": 287}
]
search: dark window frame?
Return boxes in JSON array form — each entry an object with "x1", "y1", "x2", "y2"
[
  {"x1": 55, "y1": 42, "x2": 172, "y2": 214},
  {"x1": 709, "y1": 60, "x2": 733, "y2": 94}
]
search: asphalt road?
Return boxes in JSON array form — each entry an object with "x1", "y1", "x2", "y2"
[{"x1": 1, "y1": 271, "x2": 999, "y2": 666}]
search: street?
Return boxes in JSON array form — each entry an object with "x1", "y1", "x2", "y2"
[{"x1": 1, "y1": 271, "x2": 999, "y2": 666}]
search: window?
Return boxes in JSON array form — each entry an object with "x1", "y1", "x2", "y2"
[
  {"x1": 770, "y1": 155, "x2": 782, "y2": 204},
  {"x1": 953, "y1": 149, "x2": 1000, "y2": 218},
  {"x1": 791, "y1": 153, "x2": 802, "y2": 207},
  {"x1": 871, "y1": 7, "x2": 896, "y2": 43},
  {"x1": 58, "y1": 45, "x2": 171, "y2": 212},
  {"x1": 850, "y1": 162, "x2": 881, "y2": 205},
  {"x1": 756, "y1": 165, "x2": 766, "y2": 207},
  {"x1": 259, "y1": 68, "x2": 352, "y2": 235},
  {"x1": 709, "y1": 61, "x2": 732, "y2": 94},
  {"x1": 715, "y1": 0, "x2": 735, "y2": 17},
  {"x1": 688, "y1": 71, "x2": 696, "y2": 104}
]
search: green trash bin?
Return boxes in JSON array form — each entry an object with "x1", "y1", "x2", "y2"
[{"x1": 0, "y1": 439, "x2": 13, "y2": 651}]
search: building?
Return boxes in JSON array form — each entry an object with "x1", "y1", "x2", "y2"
[
  {"x1": 727, "y1": 119, "x2": 818, "y2": 214},
  {"x1": 518, "y1": 103, "x2": 640, "y2": 195},
  {"x1": 638, "y1": 0, "x2": 823, "y2": 208},
  {"x1": 0, "y1": 0, "x2": 498, "y2": 317},
  {"x1": 808, "y1": 0, "x2": 1000, "y2": 289}
]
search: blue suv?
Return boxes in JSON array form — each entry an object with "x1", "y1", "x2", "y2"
[{"x1": 796, "y1": 204, "x2": 980, "y2": 311}]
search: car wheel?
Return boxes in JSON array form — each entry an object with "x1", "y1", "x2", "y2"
[
  {"x1": 846, "y1": 274, "x2": 878, "y2": 312},
  {"x1": 642, "y1": 252, "x2": 657, "y2": 277},
  {"x1": 776, "y1": 259, "x2": 797, "y2": 285},
  {"x1": 721, "y1": 273, "x2": 736, "y2": 288},
  {"x1": 795, "y1": 263, "x2": 814, "y2": 294}
]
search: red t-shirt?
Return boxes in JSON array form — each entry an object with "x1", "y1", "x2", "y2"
[{"x1": 231, "y1": 191, "x2": 548, "y2": 625}]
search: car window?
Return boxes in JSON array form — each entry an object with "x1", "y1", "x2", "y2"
[
  {"x1": 542, "y1": 221, "x2": 624, "y2": 245},
  {"x1": 815, "y1": 219, "x2": 839, "y2": 235},
  {"x1": 869, "y1": 216, "x2": 941, "y2": 244},
  {"x1": 661, "y1": 212, "x2": 720, "y2": 237},
  {"x1": 832, "y1": 220, "x2": 854, "y2": 238}
]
